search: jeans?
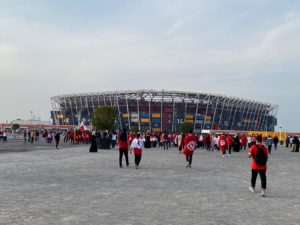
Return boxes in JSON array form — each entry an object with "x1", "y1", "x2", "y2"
[
  {"x1": 251, "y1": 169, "x2": 267, "y2": 189},
  {"x1": 111, "y1": 140, "x2": 116, "y2": 149},
  {"x1": 163, "y1": 141, "x2": 169, "y2": 150}
]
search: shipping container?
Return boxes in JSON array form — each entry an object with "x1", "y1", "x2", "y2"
[
  {"x1": 140, "y1": 113, "x2": 149, "y2": 118},
  {"x1": 152, "y1": 113, "x2": 161, "y2": 118},
  {"x1": 141, "y1": 118, "x2": 149, "y2": 123},
  {"x1": 185, "y1": 114, "x2": 193, "y2": 119},
  {"x1": 152, "y1": 118, "x2": 161, "y2": 123}
]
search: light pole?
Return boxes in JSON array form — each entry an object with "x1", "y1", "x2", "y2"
[{"x1": 279, "y1": 125, "x2": 282, "y2": 142}]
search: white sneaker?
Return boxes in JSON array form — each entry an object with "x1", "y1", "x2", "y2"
[
  {"x1": 222, "y1": 154, "x2": 225, "y2": 157},
  {"x1": 228, "y1": 154, "x2": 231, "y2": 157},
  {"x1": 261, "y1": 190, "x2": 266, "y2": 197},
  {"x1": 249, "y1": 186, "x2": 255, "y2": 193}
]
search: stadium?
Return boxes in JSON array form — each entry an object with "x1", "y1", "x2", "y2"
[{"x1": 50, "y1": 90, "x2": 278, "y2": 132}]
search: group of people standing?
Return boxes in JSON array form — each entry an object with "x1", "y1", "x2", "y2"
[
  {"x1": 285, "y1": 136, "x2": 300, "y2": 152},
  {"x1": 0, "y1": 130, "x2": 8, "y2": 143},
  {"x1": 88, "y1": 130, "x2": 271, "y2": 197}
]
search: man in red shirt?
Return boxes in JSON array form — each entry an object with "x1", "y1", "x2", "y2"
[
  {"x1": 240, "y1": 135, "x2": 247, "y2": 150},
  {"x1": 183, "y1": 130, "x2": 198, "y2": 168},
  {"x1": 248, "y1": 135, "x2": 269, "y2": 197},
  {"x1": 226, "y1": 134, "x2": 233, "y2": 156}
]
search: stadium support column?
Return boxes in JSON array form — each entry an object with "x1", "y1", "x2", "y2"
[
  {"x1": 242, "y1": 102, "x2": 252, "y2": 131},
  {"x1": 271, "y1": 106, "x2": 278, "y2": 131},
  {"x1": 202, "y1": 94, "x2": 211, "y2": 130},
  {"x1": 230, "y1": 99, "x2": 241, "y2": 130},
  {"x1": 126, "y1": 96, "x2": 131, "y2": 130},
  {"x1": 193, "y1": 93, "x2": 200, "y2": 132},
  {"x1": 75, "y1": 97, "x2": 80, "y2": 127},
  {"x1": 103, "y1": 94, "x2": 107, "y2": 106},
  {"x1": 110, "y1": 94, "x2": 113, "y2": 107},
  {"x1": 240, "y1": 101, "x2": 248, "y2": 131},
  {"x1": 85, "y1": 96, "x2": 91, "y2": 124},
  {"x1": 184, "y1": 92, "x2": 188, "y2": 122},
  {"x1": 261, "y1": 106, "x2": 269, "y2": 132},
  {"x1": 63, "y1": 97, "x2": 68, "y2": 125},
  {"x1": 137, "y1": 98, "x2": 141, "y2": 131},
  {"x1": 227, "y1": 99, "x2": 236, "y2": 130},
  {"x1": 172, "y1": 95, "x2": 176, "y2": 133},
  {"x1": 160, "y1": 96, "x2": 163, "y2": 132},
  {"x1": 91, "y1": 94, "x2": 95, "y2": 121},
  {"x1": 68, "y1": 97, "x2": 75, "y2": 125},
  {"x1": 251, "y1": 104, "x2": 262, "y2": 131},
  {"x1": 115, "y1": 93, "x2": 122, "y2": 131},
  {"x1": 211, "y1": 96, "x2": 219, "y2": 132},
  {"x1": 247, "y1": 103, "x2": 258, "y2": 131},
  {"x1": 78, "y1": 95, "x2": 84, "y2": 125},
  {"x1": 217, "y1": 97, "x2": 227, "y2": 130},
  {"x1": 97, "y1": 94, "x2": 101, "y2": 107},
  {"x1": 258, "y1": 104, "x2": 267, "y2": 130},
  {"x1": 51, "y1": 99, "x2": 58, "y2": 125},
  {"x1": 149, "y1": 98, "x2": 151, "y2": 131}
]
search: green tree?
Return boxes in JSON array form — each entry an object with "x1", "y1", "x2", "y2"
[
  {"x1": 12, "y1": 124, "x2": 20, "y2": 131},
  {"x1": 92, "y1": 106, "x2": 117, "y2": 131},
  {"x1": 130, "y1": 126, "x2": 139, "y2": 133},
  {"x1": 179, "y1": 122, "x2": 194, "y2": 134}
]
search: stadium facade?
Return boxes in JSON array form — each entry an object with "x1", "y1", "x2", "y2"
[{"x1": 50, "y1": 90, "x2": 278, "y2": 132}]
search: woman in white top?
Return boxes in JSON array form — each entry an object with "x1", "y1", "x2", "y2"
[{"x1": 130, "y1": 133, "x2": 143, "y2": 169}]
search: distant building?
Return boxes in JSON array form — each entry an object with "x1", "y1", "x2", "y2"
[{"x1": 50, "y1": 90, "x2": 278, "y2": 132}]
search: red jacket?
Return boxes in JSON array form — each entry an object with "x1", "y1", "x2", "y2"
[
  {"x1": 240, "y1": 136, "x2": 247, "y2": 145},
  {"x1": 226, "y1": 136, "x2": 233, "y2": 145},
  {"x1": 249, "y1": 143, "x2": 268, "y2": 170},
  {"x1": 219, "y1": 135, "x2": 228, "y2": 152},
  {"x1": 183, "y1": 134, "x2": 197, "y2": 156}
]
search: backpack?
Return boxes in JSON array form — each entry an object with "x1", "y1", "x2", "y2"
[{"x1": 255, "y1": 145, "x2": 268, "y2": 166}]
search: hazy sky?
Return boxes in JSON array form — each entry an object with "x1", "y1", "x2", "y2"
[{"x1": 0, "y1": 0, "x2": 299, "y2": 131}]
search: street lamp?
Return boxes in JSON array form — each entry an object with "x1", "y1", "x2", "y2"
[{"x1": 279, "y1": 125, "x2": 282, "y2": 142}]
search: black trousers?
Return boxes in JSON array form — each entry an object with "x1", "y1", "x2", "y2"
[
  {"x1": 268, "y1": 145, "x2": 272, "y2": 154},
  {"x1": 55, "y1": 139, "x2": 60, "y2": 149},
  {"x1": 186, "y1": 154, "x2": 193, "y2": 165},
  {"x1": 227, "y1": 146, "x2": 232, "y2": 154},
  {"x1": 251, "y1": 169, "x2": 267, "y2": 189},
  {"x1": 135, "y1": 154, "x2": 142, "y2": 166},
  {"x1": 119, "y1": 150, "x2": 129, "y2": 167}
]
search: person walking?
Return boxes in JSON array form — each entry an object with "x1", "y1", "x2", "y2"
[
  {"x1": 266, "y1": 135, "x2": 273, "y2": 154},
  {"x1": 248, "y1": 135, "x2": 269, "y2": 197},
  {"x1": 130, "y1": 133, "x2": 143, "y2": 169},
  {"x1": 2, "y1": 130, "x2": 7, "y2": 143},
  {"x1": 55, "y1": 131, "x2": 61, "y2": 150},
  {"x1": 89, "y1": 131, "x2": 98, "y2": 152},
  {"x1": 118, "y1": 129, "x2": 129, "y2": 168},
  {"x1": 291, "y1": 136, "x2": 299, "y2": 152},
  {"x1": 162, "y1": 130, "x2": 169, "y2": 150},
  {"x1": 144, "y1": 131, "x2": 151, "y2": 148},
  {"x1": 233, "y1": 135, "x2": 241, "y2": 152},
  {"x1": 111, "y1": 131, "x2": 117, "y2": 149},
  {"x1": 219, "y1": 133, "x2": 228, "y2": 157},
  {"x1": 285, "y1": 136, "x2": 290, "y2": 148},
  {"x1": 23, "y1": 130, "x2": 27, "y2": 144},
  {"x1": 273, "y1": 136, "x2": 279, "y2": 150},
  {"x1": 177, "y1": 133, "x2": 183, "y2": 154},
  {"x1": 240, "y1": 135, "x2": 247, "y2": 150},
  {"x1": 183, "y1": 130, "x2": 197, "y2": 168}
]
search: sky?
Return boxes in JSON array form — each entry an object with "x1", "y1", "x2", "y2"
[{"x1": 0, "y1": 0, "x2": 299, "y2": 131}]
